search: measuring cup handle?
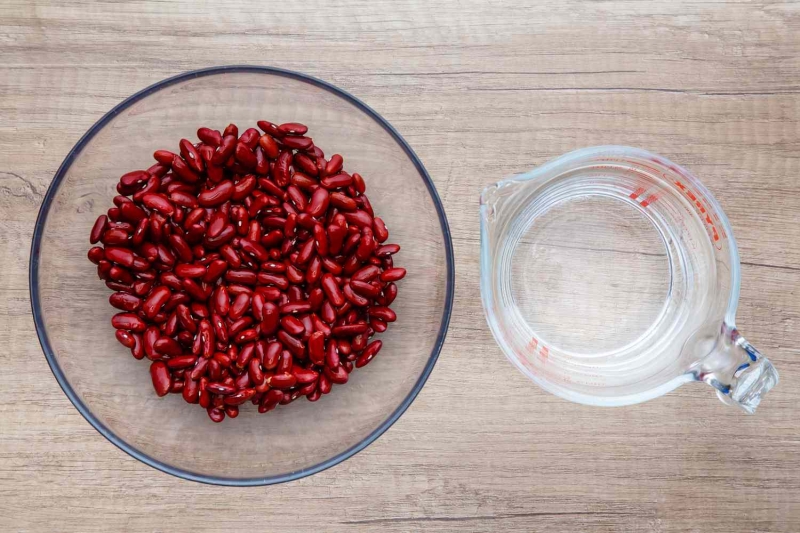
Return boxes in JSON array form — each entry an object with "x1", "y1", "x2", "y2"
[{"x1": 694, "y1": 328, "x2": 779, "y2": 414}]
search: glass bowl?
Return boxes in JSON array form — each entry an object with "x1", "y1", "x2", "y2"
[{"x1": 30, "y1": 66, "x2": 454, "y2": 485}]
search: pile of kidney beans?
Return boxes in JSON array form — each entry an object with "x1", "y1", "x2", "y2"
[{"x1": 87, "y1": 121, "x2": 405, "y2": 423}]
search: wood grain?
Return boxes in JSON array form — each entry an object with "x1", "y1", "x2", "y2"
[{"x1": 2, "y1": 1, "x2": 800, "y2": 531}]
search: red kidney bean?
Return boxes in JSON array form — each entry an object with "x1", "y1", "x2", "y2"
[
  {"x1": 306, "y1": 388, "x2": 321, "y2": 402},
  {"x1": 320, "y1": 273, "x2": 346, "y2": 307},
  {"x1": 280, "y1": 135, "x2": 313, "y2": 150},
  {"x1": 207, "y1": 212, "x2": 227, "y2": 238},
  {"x1": 197, "y1": 319, "x2": 214, "y2": 359},
  {"x1": 324, "y1": 154, "x2": 343, "y2": 176},
  {"x1": 153, "y1": 150, "x2": 175, "y2": 165},
  {"x1": 273, "y1": 151, "x2": 292, "y2": 187},
  {"x1": 239, "y1": 127, "x2": 260, "y2": 148},
  {"x1": 211, "y1": 134, "x2": 236, "y2": 165},
  {"x1": 326, "y1": 226, "x2": 346, "y2": 257},
  {"x1": 198, "y1": 180, "x2": 234, "y2": 207},
  {"x1": 343, "y1": 283, "x2": 370, "y2": 307},
  {"x1": 278, "y1": 350, "x2": 294, "y2": 374},
  {"x1": 294, "y1": 153, "x2": 318, "y2": 176},
  {"x1": 340, "y1": 336, "x2": 355, "y2": 354},
  {"x1": 179, "y1": 139, "x2": 204, "y2": 173},
  {"x1": 141, "y1": 286, "x2": 171, "y2": 319},
  {"x1": 351, "y1": 172, "x2": 366, "y2": 194},
  {"x1": 355, "y1": 340, "x2": 383, "y2": 368},
  {"x1": 278, "y1": 330, "x2": 305, "y2": 358},
  {"x1": 206, "y1": 407, "x2": 225, "y2": 423},
  {"x1": 228, "y1": 292, "x2": 250, "y2": 320},
  {"x1": 150, "y1": 361, "x2": 171, "y2": 396},
  {"x1": 224, "y1": 269, "x2": 257, "y2": 286},
  {"x1": 324, "y1": 364, "x2": 349, "y2": 385},
  {"x1": 182, "y1": 377, "x2": 200, "y2": 404},
  {"x1": 279, "y1": 302, "x2": 311, "y2": 315},
  {"x1": 349, "y1": 279, "x2": 380, "y2": 299},
  {"x1": 369, "y1": 316, "x2": 388, "y2": 333},
  {"x1": 189, "y1": 356, "x2": 209, "y2": 381},
  {"x1": 325, "y1": 340, "x2": 340, "y2": 369},
  {"x1": 375, "y1": 244, "x2": 400, "y2": 257},
  {"x1": 131, "y1": 218, "x2": 149, "y2": 246},
  {"x1": 280, "y1": 315, "x2": 305, "y2": 336},
  {"x1": 328, "y1": 192, "x2": 356, "y2": 212},
  {"x1": 277, "y1": 122, "x2": 308, "y2": 135},
  {"x1": 357, "y1": 194, "x2": 374, "y2": 217},
  {"x1": 318, "y1": 373, "x2": 332, "y2": 395},
  {"x1": 207, "y1": 382, "x2": 236, "y2": 396},
  {"x1": 172, "y1": 155, "x2": 200, "y2": 183},
  {"x1": 238, "y1": 238, "x2": 268, "y2": 262},
  {"x1": 200, "y1": 259, "x2": 225, "y2": 284},
  {"x1": 306, "y1": 187, "x2": 330, "y2": 218},
  {"x1": 105, "y1": 281, "x2": 131, "y2": 293},
  {"x1": 372, "y1": 218, "x2": 389, "y2": 243},
  {"x1": 343, "y1": 235, "x2": 361, "y2": 259},
  {"x1": 248, "y1": 357, "x2": 264, "y2": 384},
  {"x1": 90, "y1": 215, "x2": 109, "y2": 244},
  {"x1": 88, "y1": 246, "x2": 105, "y2": 264},
  {"x1": 254, "y1": 146, "x2": 270, "y2": 175},
  {"x1": 104, "y1": 246, "x2": 135, "y2": 268},
  {"x1": 356, "y1": 227, "x2": 376, "y2": 261},
  {"x1": 165, "y1": 354, "x2": 197, "y2": 369},
  {"x1": 383, "y1": 282, "x2": 398, "y2": 305},
  {"x1": 351, "y1": 265, "x2": 380, "y2": 282},
  {"x1": 319, "y1": 301, "x2": 336, "y2": 325},
  {"x1": 178, "y1": 278, "x2": 205, "y2": 302},
  {"x1": 255, "y1": 120, "x2": 280, "y2": 137},
  {"x1": 343, "y1": 210, "x2": 373, "y2": 228},
  {"x1": 233, "y1": 175, "x2": 257, "y2": 202},
  {"x1": 132, "y1": 279, "x2": 153, "y2": 297},
  {"x1": 307, "y1": 331, "x2": 325, "y2": 365},
  {"x1": 257, "y1": 389, "x2": 283, "y2": 413},
  {"x1": 286, "y1": 185, "x2": 307, "y2": 212},
  {"x1": 112, "y1": 313, "x2": 146, "y2": 332},
  {"x1": 258, "y1": 134, "x2": 280, "y2": 159},
  {"x1": 267, "y1": 373, "x2": 297, "y2": 390},
  {"x1": 174, "y1": 263, "x2": 205, "y2": 279},
  {"x1": 116, "y1": 329, "x2": 136, "y2": 348},
  {"x1": 167, "y1": 234, "x2": 192, "y2": 263},
  {"x1": 109, "y1": 292, "x2": 141, "y2": 312},
  {"x1": 197, "y1": 127, "x2": 222, "y2": 147},
  {"x1": 320, "y1": 173, "x2": 353, "y2": 190},
  {"x1": 368, "y1": 306, "x2": 397, "y2": 322},
  {"x1": 381, "y1": 267, "x2": 407, "y2": 282},
  {"x1": 262, "y1": 341, "x2": 281, "y2": 370},
  {"x1": 332, "y1": 324, "x2": 369, "y2": 337},
  {"x1": 234, "y1": 142, "x2": 257, "y2": 169}
]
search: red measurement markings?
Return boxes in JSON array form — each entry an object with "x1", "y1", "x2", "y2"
[
  {"x1": 526, "y1": 337, "x2": 550, "y2": 362},
  {"x1": 675, "y1": 180, "x2": 720, "y2": 243},
  {"x1": 630, "y1": 187, "x2": 659, "y2": 208},
  {"x1": 629, "y1": 187, "x2": 646, "y2": 200}
]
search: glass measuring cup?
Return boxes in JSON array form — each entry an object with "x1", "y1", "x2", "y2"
[{"x1": 480, "y1": 146, "x2": 778, "y2": 413}]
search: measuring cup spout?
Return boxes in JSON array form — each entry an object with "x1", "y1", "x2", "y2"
[{"x1": 687, "y1": 325, "x2": 779, "y2": 413}]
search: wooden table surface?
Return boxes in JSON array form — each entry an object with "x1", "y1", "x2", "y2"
[{"x1": 3, "y1": 1, "x2": 800, "y2": 531}]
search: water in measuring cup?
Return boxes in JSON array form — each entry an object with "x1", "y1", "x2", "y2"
[
  {"x1": 511, "y1": 195, "x2": 672, "y2": 355},
  {"x1": 486, "y1": 161, "x2": 728, "y2": 399}
]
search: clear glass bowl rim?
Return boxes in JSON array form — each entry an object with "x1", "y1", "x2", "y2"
[{"x1": 29, "y1": 65, "x2": 455, "y2": 486}]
